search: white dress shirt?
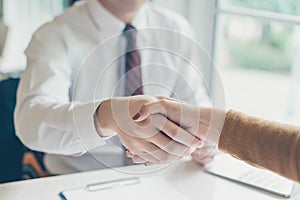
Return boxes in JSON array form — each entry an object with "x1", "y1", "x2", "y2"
[{"x1": 14, "y1": 0, "x2": 210, "y2": 174}]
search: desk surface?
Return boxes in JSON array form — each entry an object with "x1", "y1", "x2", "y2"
[{"x1": 0, "y1": 159, "x2": 299, "y2": 200}]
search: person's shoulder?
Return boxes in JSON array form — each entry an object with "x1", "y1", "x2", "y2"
[
  {"x1": 148, "y1": 3, "x2": 194, "y2": 37},
  {"x1": 32, "y1": 2, "x2": 90, "y2": 38},
  {"x1": 58, "y1": 1, "x2": 90, "y2": 23}
]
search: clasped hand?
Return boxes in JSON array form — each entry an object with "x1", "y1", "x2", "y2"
[{"x1": 96, "y1": 95, "x2": 224, "y2": 165}]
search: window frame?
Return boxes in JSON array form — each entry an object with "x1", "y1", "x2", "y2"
[{"x1": 204, "y1": 0, "x2": 300, "y2": 93}]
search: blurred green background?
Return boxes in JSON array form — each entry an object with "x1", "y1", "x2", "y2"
[{"x1": 224, "y1": 0, "x2": 299, "y2": 72}]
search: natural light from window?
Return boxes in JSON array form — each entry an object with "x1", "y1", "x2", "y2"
[{"x1": 215, "y1": 0, "x2": 300, "y2": 124}]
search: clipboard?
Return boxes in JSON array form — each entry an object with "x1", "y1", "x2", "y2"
[{"x1": 59, "y1": 176, "x2": 189, "y2": 200}]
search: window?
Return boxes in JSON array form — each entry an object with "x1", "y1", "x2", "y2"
[
  {"x1": 214, "y1": 0, "x2": 300, "y2": 124},
  {"x1": 0, "y1": 0, "x2": 67, "y2": 73},
  {"x1": 220, "y1": 0, "x2": 300, "y2": 15}
]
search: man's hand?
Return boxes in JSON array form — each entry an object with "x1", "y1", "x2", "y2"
[
  {"x1": 96, "y1": 96, "x2": 203, "y2": 165},
  {"x1": 133, "y1": 98, "x2": 225, "y2": 165}
]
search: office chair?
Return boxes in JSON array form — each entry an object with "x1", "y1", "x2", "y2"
[
  {"x1": 0, "y1": 78, "x2": 49, "y2": 183},
  {"x1": 0, "y1": 78, "x2": 24, "y2": 183},
  {"x1": 69, "y1": 0, "x2": 81, "y2": 6}
]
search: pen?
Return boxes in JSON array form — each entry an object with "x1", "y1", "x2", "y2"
[{"x1": 86, "y1": 178, "x2": 140, "y2": 192}]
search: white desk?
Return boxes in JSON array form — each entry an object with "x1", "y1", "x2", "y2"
[{"x1": 0, "y1": 159, "x2": 299, "y2": 200}]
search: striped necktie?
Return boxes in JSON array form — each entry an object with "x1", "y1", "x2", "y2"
[
  {"x1": 120, "y1": 24, "x2": 143, "y2": 165},
  {"x1": 123, "y1": 24, "x2": 144, "y2": 96}
]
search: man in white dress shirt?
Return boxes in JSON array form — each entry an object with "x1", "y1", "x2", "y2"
[{"x1": 14, "y1": 0, "x2": 212, "y2": 174}]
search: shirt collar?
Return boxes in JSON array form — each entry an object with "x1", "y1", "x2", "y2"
[
  {"x1": 87, "y1": 0, "x2": 149, "y2": 34},
  {"x1": 131, "y1": 2, "x2": 149, "y2": 30}
]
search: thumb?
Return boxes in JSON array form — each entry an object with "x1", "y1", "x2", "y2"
[{"x1": 133, "y1": 100, "x2": 169, "y2": 122}]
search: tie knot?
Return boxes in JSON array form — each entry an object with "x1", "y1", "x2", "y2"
[
  {"x1": 123, "y1": 24, "x2": 137, "y2": 48},
  {"x1": 123, "y1": 23, "x2": 136, "y2": 32}
]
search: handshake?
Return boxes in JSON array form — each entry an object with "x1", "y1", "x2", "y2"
[{"x1": 96, "y1": 95, "x2": 225, "y2": 166}]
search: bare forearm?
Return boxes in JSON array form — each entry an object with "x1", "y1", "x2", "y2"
[{"x1": 219, "y1": 110, "x2": 300, "y2": 182}]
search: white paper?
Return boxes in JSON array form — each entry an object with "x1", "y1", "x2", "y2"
[
  {"x1": 60, "y1": 176, "x2": 189, "y2": 200},
  {"x1": 205, "y1": 153, "x2": 294, "y2": 197}
]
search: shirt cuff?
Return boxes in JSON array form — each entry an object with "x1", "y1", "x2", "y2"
[
  {"x1": 71, "y1": 101, "x2": 109, "y2": 151},
  {"x1": 93, "y1": 112, "x2": 116, "y2": 139}
]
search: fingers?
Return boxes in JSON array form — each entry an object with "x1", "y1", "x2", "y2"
[
  {"x1": 136, "y1": 151, "x2": 181, "y2": 164},
  {"x1": 147, "y1": 130, "x2": 192, "y2": 156},
  {"x1": 192, "y1": 155, "x2": 214, "y2": 166},
  {"x1": 191, "y1": 145, "x2": 218, "y2": 165},
  {"x1": 155, "y1": 96, "x2": 178, "y2": 102},
  {"x1": 127, "y1": 142, "x2": 162, "y2": 163},
  {"x1": 121, "y1": 96, "x2": 203, "y2": 165},
  {"x1": 132, "y1": 156, "x2": 147, "y2": 164},
  {"x1": 133, "y1": 99, "x2": 177, "y2": 122},
  {"x1": 135, "y1": 146, "x2": 216, "y2": 166},
  {"x1": 136, "y1": 152, "x2": 161, "y2": 164},
  {"x1": 131, "y1": 113, "x2": 200, "y2": 159},
  {"x1": 133, "y1": 99, "x2": 199, "y2": 135},
  {"x1": 130, "y1": 151, "x2": 182, "y2": 165},
  {"x1": 130, "y1": 117, "x2": 196, "y2": 157},
  {"x1": 131, "y1": 151, "x2": 175, "y2": 165},
  {"x1": 126, "y1": 141, "x2": 183, "y2": 164},
  {"x1": 151, "y1": 114, "x2": 202, "y2": 147},
  {"x1": 125, "y1": 138, "x2": 182, "y2": 164},
  {"x1": 126, "y1": 151, "x2": 147, "y2": 164},
  {"x1": 141, "y1": 140, "x2": 184, "y2": 163},
  {"x1": 192, "y1": 146, "x2": 217, "y2": 165},
  {"x1": 192, "y1": 145, "x2": 218, "y2": 158}
]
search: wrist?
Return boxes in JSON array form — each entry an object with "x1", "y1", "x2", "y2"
[{"x1": 96, "y1": 99, "x2": 116, "y2": 136}]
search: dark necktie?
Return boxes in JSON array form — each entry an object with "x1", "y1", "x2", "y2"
[
  {"x1": 120, "y1": 24, "x2": 144, "y2": 165},
  {"x1": 123, "y1": 24, "x2": 144, "y2": 96}
]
